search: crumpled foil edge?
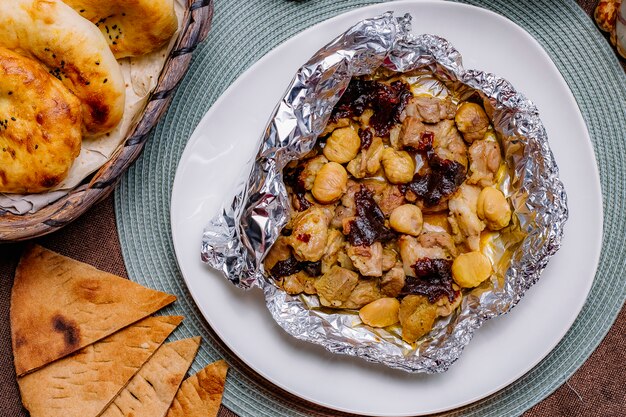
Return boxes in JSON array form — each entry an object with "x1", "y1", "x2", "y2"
[{"x1": 201, "y1": 12, "x2": 568, "y2": 373}]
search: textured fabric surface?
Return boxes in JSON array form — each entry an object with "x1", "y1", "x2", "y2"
[
  {"x1": 112, "y1": 0, "x2": 626, "y2": 416},
  {"x1": 0, "y1": 197, "x2": 624, "y2": 416}
]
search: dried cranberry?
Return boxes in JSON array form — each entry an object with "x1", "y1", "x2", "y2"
[
  {"x1": 283, "y1": 165, "x2": 311, "y2": 212},
  {"x1": 330, "y1": 79, "x2": 411, "y2": 136},
  {"x1": 269, "y1": 257, "x2": 300, "y2": 278},
  {"x1": 269, "y1": 257, "x2": 322, "y2": 279},
  {"x1": 359, "y1": 128, "x2": 373, "y2": 151},
  {"x1": 346, "y1": 186, "x2": 395, "y2": 246},
  {"x1": 401, "y1": 258, "x2": 458, "y2": 303},
  {"x1": 403, "y1": 159, "x2": 466, "y2": 207}
]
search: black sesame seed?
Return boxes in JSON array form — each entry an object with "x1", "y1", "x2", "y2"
[{"x1": 103, "y1": 78, "x2": 108, "y2": 83}]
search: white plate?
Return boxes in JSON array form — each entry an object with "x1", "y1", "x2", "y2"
[{"x1": 171, "y1": 1, "x2": 603, "y2": 415}]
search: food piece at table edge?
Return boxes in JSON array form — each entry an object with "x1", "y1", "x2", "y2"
[{"x1": 265, "y1": 70, "x2": 516, "y2": 345}]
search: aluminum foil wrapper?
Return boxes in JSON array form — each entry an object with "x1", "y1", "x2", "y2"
[{"x1": 201, "y1": 12, "x2": 567, "y2": 373}]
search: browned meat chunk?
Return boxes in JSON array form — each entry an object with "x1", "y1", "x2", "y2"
[
  {"x1": 382, "y1": 247, "x2": 398, "y2": 271},
  {"x1": 288, "y1": 206, "x2": 332, "y2": 262},
  {"x1": 321, "y1": 229, "x2": 344, "y2": 274},
  {"x1": 299, "y1": 155, "x2": 328, "y2": 190},
  {"x1": 281, "y1": 271, "x2": 316, "y2": 295},
  {"x1": 342, "y1": 279, "x2": 382, "y2": 309},
  {"x1": 467, "y1": 137, "x2": 501, "y2": 187},
  {"x1": 431, "y1": 120, "x2": 468, "y2": 168},
  {"x1": 380, "y1": 265, "x2": 406, "y2": 297},
  {"x1": 347, "y1": 242, "x2": 383, "y2": 277},
  {"x1": 405, "y1": 96, "x2": 456, "y2": 124},
  {"x1": 435, "y1": 291, "x2": 462, "y2": 317},
  {"x1": 347, "y1": 136, "x2": 384, "y2": 179},
  {"x1": 448, "y1": 184, "x2": 485, "y2": 251},
  {"x1": 314, "y1": 266, "x2": 359, "y2": 307},
  {"x1": 400, "y1": 116, "x2": 429, "y2": 149},
  {"x1": 399, "y1": 295, "x2": 438, "y2": 343}
]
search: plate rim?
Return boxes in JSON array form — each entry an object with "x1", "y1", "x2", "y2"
[{"x1": 170, "y1": 1, "x2": 604, "y2": 415}]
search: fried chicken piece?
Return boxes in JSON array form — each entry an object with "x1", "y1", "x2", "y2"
[
  {"x1": 405, "y1": 96, "x2": 456, "y2": 124},
  {"x1": 288, "y1": 206, "x2": 332, "y2": 262},
  {"x1": 467, "y1": 136, "x2": 502, "y2": 187},
  {"x1": 347, "y1": 242, "x2": 383, "y2": 277},
  {"x1": 281, "y1": 271, "x2": 317, "y2": 295},
  {"x1": 314, "y1": 266, "x2": 359, "y2": 307},
  {"x1": 347, "y1": 136, "x2": 384, "y2": 179},
  {"x1": 399, "y1": 295, "x2": 438, "y2": 343},
  {"x1": 447, "y1": 184, "x2": 485, "y2": 251},
  {"x1": 380, "y1": 264, "x2": 406, "y2": 297},
  {"x1": 321, "y1": 229, "x2": 345, "y2": 274},
  {"x1": 342, "y1": 279, "x2": 382, "y2": 309}
]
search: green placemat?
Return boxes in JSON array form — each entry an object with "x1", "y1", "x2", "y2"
[{"x1": 115, "y1": 0, "x2": 626, "y2": 416}]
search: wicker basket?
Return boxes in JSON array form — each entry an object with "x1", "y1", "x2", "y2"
[{"x1": 0, "y1": 0, "x2": 214, "y2": 242}]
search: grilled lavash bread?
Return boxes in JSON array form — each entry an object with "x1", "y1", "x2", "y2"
[
  {"x1": 100, "y1": 337, "x2": 201, "y2": 417},
  {"x1": 0, "y1": 0, "x2": 125, "y2": 135},
  {"x1": 166, "y1": 360, "x2": 229, "y2": 417},
  {"x1": 18, "y1": 316, "x2": 184, "y2": 417},
  {"x1": 63, "y1": 0, "x2": 178, "y2": 58},
  {"x1": 11, "y1": 245, "x2": 176, "y2": 376},
  {"x1": 0, "y1": 47, "x2": 83, "y2": 193}
]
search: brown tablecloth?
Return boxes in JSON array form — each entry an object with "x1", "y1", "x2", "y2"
[
  {"x1": 1, "y1": 2, "x2": 625, "y2": 416},
  {"x1": 1, "y1": 198, "x2": 624, "y2": 417}
]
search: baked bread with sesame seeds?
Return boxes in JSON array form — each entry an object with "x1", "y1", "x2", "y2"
[
  {"x1": 63, "y1": 0, "x2": 179, "y2": 59},
  {"x1": 0, "y1": 0, "x2": 125, "y2": 135},
  {"x1": 0, "y1": 47, "x2": 82, "y2": 193}
]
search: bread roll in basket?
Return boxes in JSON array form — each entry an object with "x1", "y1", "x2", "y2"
[{"x1": 0, "y1": 0, "x2": 213, "y2": 241}]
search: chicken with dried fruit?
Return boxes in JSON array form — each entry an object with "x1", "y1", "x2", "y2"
[{"x1": 264, "y1": 69, "x2": 514, "y2": 344}]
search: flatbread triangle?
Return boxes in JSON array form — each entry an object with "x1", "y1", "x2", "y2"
[
  {"x1": 18, "y1": 315, "x2": 184, "y2": 417},
  {"x1": 100, "y1": 337, "x2": 201, "y2": 417},
  {"x1": 11, "y1": 245, "x2": 177, "y2": 376},
  {"x1": 166, "y1": 360, "x2": 229, "y2": 417}
]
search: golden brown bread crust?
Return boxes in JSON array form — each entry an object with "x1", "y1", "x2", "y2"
[
  {"x1": 100, "y1": 337, "x2": 201, "y2": 417},
  {"x1": 63, "y1": 0, "x2": 178, "y2": 58},
  {"x1": 0, "y1": 47, "x2": 82, "y2": 193},
  {"x1": 0, "y1": 0, "x2": 126, "y2": 135},
  {"x1": 18, "y1": 316, "x2": 184, "y2": 417},
  {"x1": 166, "y1": 360, "x2": 229, "y2": 417},
  {"x1": 11, "y1": 245, "x2": 177, "y2": 376}
]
